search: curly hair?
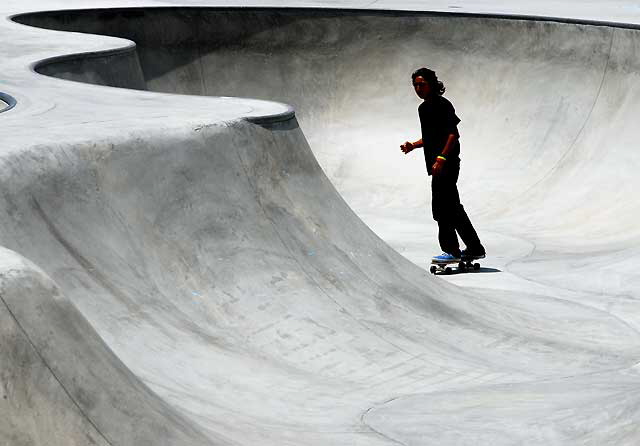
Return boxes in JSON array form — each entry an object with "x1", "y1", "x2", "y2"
[{"x1": 411, "y1": 67, "x2": 446, "y2": 96}]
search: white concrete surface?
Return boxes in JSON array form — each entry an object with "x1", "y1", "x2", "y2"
[{"x1": 2, "y1": 2, "x2": 640, "y2": 446}]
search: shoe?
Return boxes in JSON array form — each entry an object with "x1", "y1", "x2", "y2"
[
  {"x1": 432, "y1": 252, "x2": 461, "y2": 262},
  {"x1": 461, "y1": 248, "x2": 485, "y2": 260}
]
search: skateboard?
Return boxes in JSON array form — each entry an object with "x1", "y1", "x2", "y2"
[{"x1": 430, "y1": 257, "x2": 482, "y2": 275}]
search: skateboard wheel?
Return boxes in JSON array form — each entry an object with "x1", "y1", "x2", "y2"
[
  {"x1": 430, "y1": 265, "x2": 437, "y2": 274},
  {"x1": 444, "y1": 267, "x2": 452, "y2": 275},
  {"x1": 458, "y1": 262, "x2": 466, "y2": 270},
  {"x1": 473, "y1": 263, "x2": 480, "y2": 270}
]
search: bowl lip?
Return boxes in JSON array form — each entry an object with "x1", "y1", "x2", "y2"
[{"x1": 10, "y1": 5, "x2": 640, "y2": 30}]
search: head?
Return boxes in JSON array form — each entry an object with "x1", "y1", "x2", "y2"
[{"x1": 411, "y1": 68, "x2": 446, "y2": 99}]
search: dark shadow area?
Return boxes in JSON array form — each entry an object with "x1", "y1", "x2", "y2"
[
  {"x1": 475, "y1": 267, "x2": 501, "y2": 273},
  {"x1": 12, "y1": 8, "x2": 403, "y2": 91}
]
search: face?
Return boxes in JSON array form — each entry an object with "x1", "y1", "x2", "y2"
[{"x1": 412, "y1": 75, "x2": 431, "y2": 99}]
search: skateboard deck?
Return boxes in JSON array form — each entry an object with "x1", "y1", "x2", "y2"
[{"x1": 430, "y1": 257, "x2": 483, "y2": 275}]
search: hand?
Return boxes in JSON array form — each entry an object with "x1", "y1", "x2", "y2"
[
  {"x1": 432, "y1": 158, "x2": 445, "y2": 175},
  {"x1": 401, "y1": 141, "x2": 414, "y2": 154}
]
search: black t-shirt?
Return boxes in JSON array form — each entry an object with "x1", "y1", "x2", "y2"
[{"x1": 418, "y1": 95, "x2": 461, "y2": 175}]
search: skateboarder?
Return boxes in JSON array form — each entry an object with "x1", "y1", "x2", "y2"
[{"x1": 400, "y1": 68, "x2": 485, "y2": 263}]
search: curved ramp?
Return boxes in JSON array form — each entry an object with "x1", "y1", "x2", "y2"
[
  {"x1": 3, "y1": 5, "x2": 640, "y2": 446},
  {"x1": 0, "y1": 248, "x2": 225, "y2": 446}
]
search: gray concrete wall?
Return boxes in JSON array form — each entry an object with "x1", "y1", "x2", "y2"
[{"x1": 35, "y1": 45, "x2": 147, "y2": 90}]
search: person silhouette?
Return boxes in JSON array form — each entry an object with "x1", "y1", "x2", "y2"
[{"x1": 400, "y1": 68, "x2": 485, "y2": 263}]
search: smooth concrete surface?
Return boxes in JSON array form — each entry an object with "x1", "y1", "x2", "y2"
[{"x1": 3, "y1": 2, "x2": 640, "y2": 446}]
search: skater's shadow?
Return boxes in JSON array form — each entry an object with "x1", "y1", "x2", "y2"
[{"x1": 474, "y1": 267, "x2": 501, "y2": 274}]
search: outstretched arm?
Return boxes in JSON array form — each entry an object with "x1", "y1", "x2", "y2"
[{"x1": 400, "y1": 138, "x2": 423, "y2": 154}]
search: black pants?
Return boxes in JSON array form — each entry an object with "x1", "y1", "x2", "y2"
[{"x1": 431, "y1": 162, "x2": 483, "y2": 257}]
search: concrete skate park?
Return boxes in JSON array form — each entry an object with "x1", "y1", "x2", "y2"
[{"x1": 3, "y1": 1, "x2": 640, "y2": 444}]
